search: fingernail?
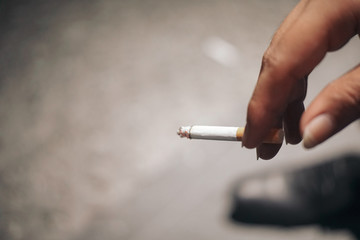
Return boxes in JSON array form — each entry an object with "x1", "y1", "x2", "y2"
[{"x1": 303, "y1": 114, "x2": 334, "y2": 149}]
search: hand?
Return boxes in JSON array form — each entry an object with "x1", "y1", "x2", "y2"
[{"x1": 242, "y1": 0, "x2": 360, "y2": 159}]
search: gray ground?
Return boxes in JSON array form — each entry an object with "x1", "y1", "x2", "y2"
[{"x1": 0, "y1": 0, "x2": 360, "y2": 239}]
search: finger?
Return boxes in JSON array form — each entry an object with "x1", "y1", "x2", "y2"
[
  {"x1": 284, "y1": 76, "x2": 307, "y2": 144},
  {"x1": 256, "y1": 143, "x2": 282, "y2": 160},
  {"x1": 256, "y1": 120, "x2": 283, "y2": 160},
  {"x1": 242, "y1": 0, "x2": 308, "y2": 149},
  {"x1": 242, "y1": 0, "x2": 359, "y2": 149},
  {"x1": 301, "y1": 64, "x2": 360, "y2": 148},
  {"x1": 284, "y1": 100, "x2": 305, "y2": 144}
]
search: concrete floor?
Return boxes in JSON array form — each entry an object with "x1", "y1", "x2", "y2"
[{"x1": 0, "y1": 0, "x2": 360, "y2": 239}]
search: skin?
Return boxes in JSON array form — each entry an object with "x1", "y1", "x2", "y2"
[{"x1": 242, "y1": 0, "x2": 360, "y2": 159}]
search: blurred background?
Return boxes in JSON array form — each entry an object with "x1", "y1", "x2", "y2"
[{"x1": 0, "y1": 0, "x2": 360, "y2": 239}]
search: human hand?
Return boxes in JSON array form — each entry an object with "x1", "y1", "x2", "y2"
[{"x1": 242, "y1": 0, "x2": 360, "y2": 159}]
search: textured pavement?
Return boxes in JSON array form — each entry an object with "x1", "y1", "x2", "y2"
[{"x1": 0, "y1": 0, "x2": 360, "y2": 239}]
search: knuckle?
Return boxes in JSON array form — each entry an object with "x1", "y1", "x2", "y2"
[
  {"x1": 247, "y1": 97, "x2": 282, "y2": 126},
  {"x1": 327, "y1": 80, "x2": 360, "y2": 118},
  {"x1": 343, "y1": 85, "x2": 360, "y2": 114},
  {"x1": 261, "y1": 50, "x2": 280, "y2": 73}
]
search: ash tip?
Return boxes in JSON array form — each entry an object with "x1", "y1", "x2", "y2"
[{"x1": 177, "y1": 126, "x2": 191, "y2": 138}]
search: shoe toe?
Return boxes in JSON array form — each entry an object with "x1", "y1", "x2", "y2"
[
  {"x1": 230, "y1": 154, "x2": 360, "y2": 226},
  {"x1": 231, "y1": 173, "x2": 316, "y2": 226}
]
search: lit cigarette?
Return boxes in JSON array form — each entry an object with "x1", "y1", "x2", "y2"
[{"x1": 177, "y1": 126, "x2": 284, "y2": 144}]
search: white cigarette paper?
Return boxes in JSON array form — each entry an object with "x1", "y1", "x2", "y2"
[{"x1": 177, "y1": 125, "x2": 284, "y2": 144}]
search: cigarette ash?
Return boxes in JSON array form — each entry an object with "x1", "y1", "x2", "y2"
[{"x1": 177, "y1": 126, "x2": 191, "y2": 138}]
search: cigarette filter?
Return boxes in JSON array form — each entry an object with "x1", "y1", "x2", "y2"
[{"x1": 177, "y1": 125, "x2": 283, "y2": 144}]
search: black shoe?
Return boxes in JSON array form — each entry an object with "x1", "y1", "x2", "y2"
[{"x1": 230, "y1": 153, "x2": 360, "y2": 227}]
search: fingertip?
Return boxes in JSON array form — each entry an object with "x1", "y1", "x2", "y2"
[
  {"x1": 242, "y1": 123, "x2": 261, "y2": 149},
  {"x1": 285, "y1": 135, "x2": 302, "y2": 145},
  {"x1": 283, "y1": 100, "x2": 305, "y2": 145},
  {"x1": 256, "y1": 143, "x2": 282, "y2": 160},
  {"x1": 302, "y1": 130, "x2": 316, "y2": 149},
  {"x1": 302, "y1": 113, "x2": 335, "y2": 149},
  {"x1": 242, "y1": 125, "x2": 254, "y2": 149},
  {"x1": 243, "y1": 104, "x2": 271, "y2": 149}
]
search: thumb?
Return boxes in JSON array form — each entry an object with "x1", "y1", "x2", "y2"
[{"x1": 300, "y1": 65, "x2": 360, "y2": 148}]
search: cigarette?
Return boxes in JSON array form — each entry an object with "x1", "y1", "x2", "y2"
[{"x1": 177, "y1": 125, "x2": 284, "y2": 144}]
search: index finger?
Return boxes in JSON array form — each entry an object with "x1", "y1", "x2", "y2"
[{"x1": 242, "y1": 0, "x2": 359, "y2": 149}]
